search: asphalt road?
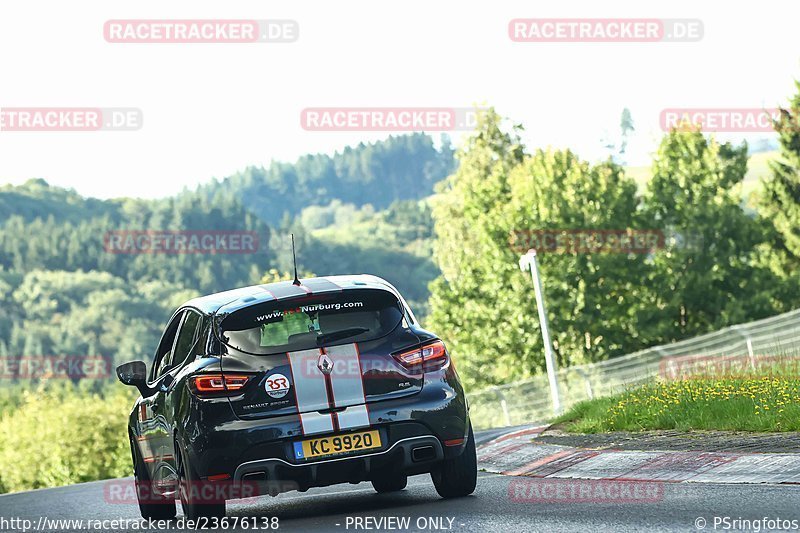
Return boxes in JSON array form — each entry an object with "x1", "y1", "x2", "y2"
[{"x1": 2, "y1": 430, "x2": 800, "y2": 532}]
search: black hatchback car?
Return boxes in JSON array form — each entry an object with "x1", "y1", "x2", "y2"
[{"x1": 117, "y1": 274, "x2": 476, "y2": 519}]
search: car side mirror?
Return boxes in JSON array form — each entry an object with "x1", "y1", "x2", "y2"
[{"x1": 116, "y1": 361, "x2": 150, "y2": 396}]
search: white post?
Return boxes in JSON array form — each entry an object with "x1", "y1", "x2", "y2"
[
  {"x1": 576, "y1": 368, "x2": 594, "y2": 400},
  {"x1": 746, "y1": 338, "x2": 756, "y2": 371},
  {"x1": 497, "y1": 390, "x2": 512, "y2": 427},
  {"x1": 520, "y1": 250, "x2": 562, "y2": 415},
  {"x1": 732, "y1": 325, "x2": 757, "y2": 371}
]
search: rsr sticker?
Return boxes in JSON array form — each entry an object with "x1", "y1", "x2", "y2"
[{"x1": 265, "y1": 373, "x2": 290, "y2": 398}]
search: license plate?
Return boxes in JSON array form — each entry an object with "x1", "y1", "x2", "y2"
[{"x1": 293, "y1": 429, "x2": 381, "y2": 460}]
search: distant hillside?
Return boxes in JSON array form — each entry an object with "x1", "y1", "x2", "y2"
[
  {"x1": 188, "y1": 133, "x2": 456, "y2": 313},
  {"x1": 0, "y1": 179, "x2": 271, "y2": 295},
  {"x1": 0, "y1": 179, "x2": 117, "y2": 224},
  {"x1": 0, "y1": 152, "x2": 448, "y2": 365},
  {"x1": 0, "y1": 133, "x2": 459, "y2": 321},
  {"x1": 0, "y1": 178, "x2": 279, "y2": 366},
  {"x1": 0, "y1": 134, "x2": 458, "y2": 357},
  {"x1": 195, "y1": 133, "x2": 456, "y2": 224},
  {"x1": 278, "y1": 199, "x2": 438, "y2": 315}
]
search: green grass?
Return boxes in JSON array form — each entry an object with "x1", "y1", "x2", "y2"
[{"x1": 554, "y1": 375, "x2": 800, "y2": 433}]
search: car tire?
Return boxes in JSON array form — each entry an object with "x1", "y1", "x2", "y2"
[
  {"x1": 371, "y1": 473, "x2": 408, "y2": 493},
  {"x1": 431, "y1": 424, "x2": 477, "y2": 499},
  {"x1": 131, "y1": 437, "x2": 177, "y2": 520},
  {"x1": 177, "y1": 444, "x2": 226, "y2": 520}
]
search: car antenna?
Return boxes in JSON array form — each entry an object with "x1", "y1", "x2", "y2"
[{"x1": 291, "y1": 233, "x2": 301, "y2": 286}]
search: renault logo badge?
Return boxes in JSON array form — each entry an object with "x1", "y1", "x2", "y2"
[{"x1": 318, "y1": 353, "x2": 334, "y2": 375}]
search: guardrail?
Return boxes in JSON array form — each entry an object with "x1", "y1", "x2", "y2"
[{"x1": 469, "y1": 308, "x2": 800, "y2": 429}]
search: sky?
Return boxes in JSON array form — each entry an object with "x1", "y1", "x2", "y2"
[{"x1": 0, "y1": 0, "x2": 798, "y2": 200}]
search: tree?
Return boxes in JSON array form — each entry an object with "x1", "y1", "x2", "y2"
[
  {"x1": 619, "y1": 108, "x2": 635, "y2": 156},
  {"x1": 426, "y1": 110, "x2": 525, "y2": 388},
  {"x1": 427, "y1": 110, "x2": 650, "y2": 389},
  {"x1": 600, "y1": 108, "x2": 635, "y2": 164},
  {"x1": 639, "y1": 129, "x2": 785, "y2": 342},
  {"x1": 761, "y1": 81, "x2": 800, "y2": 264}
]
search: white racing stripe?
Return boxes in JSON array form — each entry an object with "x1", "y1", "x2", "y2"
[
  {"x1": 325, "y1": 343, "x2": 370, "y2": 431},
  {"x1": 288, "y1": 343, "x2": 371, "y2": 434},
  {"x1": 299, "y1": 411, "x2": 335, "y2": 435},
  {"x1": 336, "y1": 404, "x2": 370, "y2": 430},
  {"x1": 288, "y1": 348, "x2": 333, "y2": 435},
  {"x1": 325, "y1": 343, "x2": 367, "y2": 408}
]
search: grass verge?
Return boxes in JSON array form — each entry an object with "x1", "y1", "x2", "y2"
[{"x1": 553, "y1": 376, "x2": 800, "y2": 433}]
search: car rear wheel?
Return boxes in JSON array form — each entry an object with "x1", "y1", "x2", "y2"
[
  {"x1": 371, "y1": 473, "x2": 408, "y2": 493},
  {"x1": 131, "y1": 437, "x2": 176, "y2": 520},
  {"x1": 431, "y1": 424, "x2": 477, "y2": 498},
  {"x1": 176, "y1": 444, "x2": 226, "y2": 520}
]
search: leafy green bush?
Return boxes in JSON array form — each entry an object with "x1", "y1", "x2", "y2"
[{"x1": 0, "y1": 384, "x2": 137, "y2": 493}]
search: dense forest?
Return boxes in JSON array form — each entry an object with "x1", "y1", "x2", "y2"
[
  {"x1": 0, "y1": 134, "x2": 456, "y2": 371},
  {"x1": 196, "y1": 133, "x2": 456, "y2": 224}
]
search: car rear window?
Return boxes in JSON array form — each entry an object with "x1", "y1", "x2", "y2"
[{"x1": 217, "y1": 288, "x2": 404, "y2": 355}]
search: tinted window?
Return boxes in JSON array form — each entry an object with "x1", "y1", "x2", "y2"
[
  {"x1": 218, "y1": 289, "x2": 403, "y2": 355},
  {"x1": 171, "y1": 311, "x2": 201, "y2": 369},
  {"x1": 151, "y1": 312, "x2": 184, "y2": 381}
]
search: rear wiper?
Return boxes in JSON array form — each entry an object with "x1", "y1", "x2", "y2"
[{"x1": 316, "y1": 327, "x2": 369, "y2": 346}]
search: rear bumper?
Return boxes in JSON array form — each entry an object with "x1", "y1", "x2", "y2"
[
  {"x1": 181, "y1": 377, "x2": 469, "y2": 486},
  {"x1": 233, "y1": 434, "x2": 444, "y2": 494}
]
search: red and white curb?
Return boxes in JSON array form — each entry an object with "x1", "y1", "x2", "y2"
[{"x1": 478, "y1": 426, "x2": 800, "y2": 484}]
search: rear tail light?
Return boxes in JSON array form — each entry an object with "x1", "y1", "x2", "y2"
[
  {"x1": 393, "y1": 340, "x2": 449, "y2": 372},
  {"x1": 189, "y1": 374, "x2": 252, "y2": 396}
]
